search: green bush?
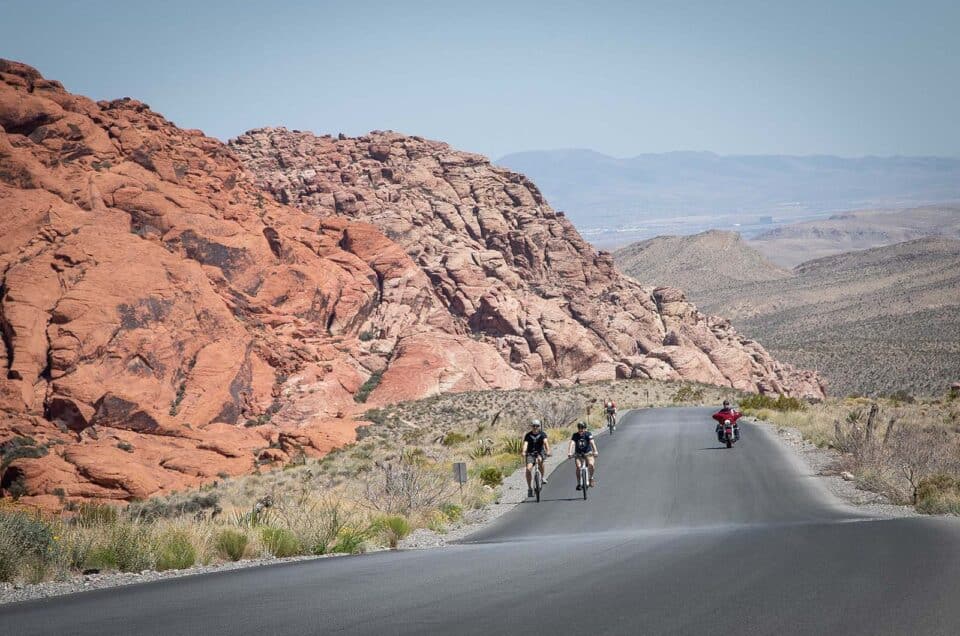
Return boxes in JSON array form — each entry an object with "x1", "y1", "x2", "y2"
[
  {"x1": 331, "y1": 527, "x2": 367, "y2": 554},
  {"x1": 354, "y1": 371, "x2": 383, "y2": 404},
  {"x1": 372, "y1": 515, "x2": 411, "y2": 549},
  {"x1": 500, "y1": 437, "x2": 524, "y2": 455},
  {"x1": 85, "y1": 523, "x2": 151, "y2": 573},
  {"x1": 153, "y1": 529, "x2": 197, "y2": 571},
  {"x1": 0, "y1": 509, "x2": 59, "y2": 583},
  {"x1": 441, "y1": 432, "x2": 470, "y2": 446},
  {"x1": 672, "y1": 384, "x2": 705, "y2": 404},
  {"x1": 0, "y1": 436, "x2": 48, "y2": 470},
  {"x1": 215, "y1": 528, "x2": 249, "y2": 562},
  {"x1": 478, "y1": 466, "x2": 503, "y2": 487},
  {"x1": 260, "y1": 527, "x2": 300, "y2": 558},
  {"x1": 739, "y1": 394, "x2": 805, "y2": 412},
  {"x1": 440, "y1": 503, "x2": 463, "y2": 522}
]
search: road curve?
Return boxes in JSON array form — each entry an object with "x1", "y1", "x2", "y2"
[{"x1": 4, "y1": 407, "x2": 960, "y2": 635}]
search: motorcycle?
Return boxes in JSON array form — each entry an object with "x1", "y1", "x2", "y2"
[{"x1": 721, "y1": 419, "x2": 738, "y2": 448}]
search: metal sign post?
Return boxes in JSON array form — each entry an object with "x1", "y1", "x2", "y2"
[{"x1": 453, "y1": 462, "x2": 468, "y2": 502}]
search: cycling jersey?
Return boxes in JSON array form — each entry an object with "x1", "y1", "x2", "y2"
[
  {"x1": 571, "y1": 431, "x2": 594, "y2": 454},
  {"x1": 523, "y1": 430, "x2": 548, "y2": 455}
]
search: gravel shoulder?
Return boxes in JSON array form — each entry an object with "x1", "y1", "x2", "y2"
[{"x1": 753, "y1": 417, "x2": 919, "y2": 519}]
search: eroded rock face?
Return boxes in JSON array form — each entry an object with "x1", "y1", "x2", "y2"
[
  {"x1": 232, "y1": 128, "x2": 826, "y2": 400},
  {"x1": 0, "y1": 60, "x2": 823, "y2": 506},
  {"x1": 0, "y1": 60, "x2": 523, "y2": 506}
]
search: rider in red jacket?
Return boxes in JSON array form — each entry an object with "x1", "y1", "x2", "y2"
[{"x1": 712, "y1": 400, "x2": 742, "y2": 442}]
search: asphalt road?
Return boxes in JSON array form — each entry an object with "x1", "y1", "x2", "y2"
[{"x1": 5, "y1": 407, "x2": 960, "y2": 635}]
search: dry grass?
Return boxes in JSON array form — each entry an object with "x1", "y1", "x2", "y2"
[
  {"x1": 749, "y1": 392, "x2": 960, "y2": 508},
  {"x1": 0, "y1": 378, "x2": 739, "y2": 584}
]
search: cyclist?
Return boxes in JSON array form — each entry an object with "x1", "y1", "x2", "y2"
[
  {"x1": 712, "y1": 399, "x2": 742, "y2": 442},
  {"x1": 522, "y1": 419, "x2": 551, "y2": 497},
  {"x1": 604, "y1": 400, "x2": 617, "y2": 429},
  {"x1": 568, "y1": 421, "x2": 598, "y2": 490}
]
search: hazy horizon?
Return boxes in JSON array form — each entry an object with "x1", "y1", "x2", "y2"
[{"x1": 3, "y1": 0, "x2": 959, "y2": 159}]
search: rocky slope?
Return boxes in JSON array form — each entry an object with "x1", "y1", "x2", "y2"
[
  {"x1": 613, "y1": 230, "x2": 792, "y2": 291},
  {"x1": 615, "y1": 229, "x2": 960, "y2": 396},
  {"x1": 231, "y1": 128, "x2": 823, "y2": 398},
  {"x1": 0, "y1": 60, "x2": 529, "y2": 506},
  {"x1": 0, "y1": 60, "x2": 821, "y2": 507}
]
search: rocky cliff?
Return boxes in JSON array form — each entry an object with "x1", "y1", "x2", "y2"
[
  {"x1": 0, "y1": 61, "x2": 821, "y2": 506},
  {"x1": 232, "y1": 129, "x2": 824, "y2": 398}
]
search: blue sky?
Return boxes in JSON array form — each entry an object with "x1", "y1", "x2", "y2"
[{"x1": 2, "y1": 0, "x2": 958, "y2": 158}]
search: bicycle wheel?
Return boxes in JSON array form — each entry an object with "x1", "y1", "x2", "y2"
[
  {"x1": 534, "y1": 468, "x2": 541, "y2": 503},
  {"x1": 581, "y1": 466, "x2": 588, "y2": 500}
]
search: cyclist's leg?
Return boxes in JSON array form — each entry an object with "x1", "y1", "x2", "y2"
[
  {"x1": 574, "y1": 455, "x2": 583, "y2": 485},
  {"x1": 587, "y1": 455, "x2": 596, "y2": 485},
  {"x1": 525, "y1": 456, "x2": 534, "y2": 487},
  {"x1": 538, "y1": 454, "x2": 547, "y2": 483}
]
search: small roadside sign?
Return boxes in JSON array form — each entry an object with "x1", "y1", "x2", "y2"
[{"x1": 453, "y1": 462, "x2": 468, "y2": 484}]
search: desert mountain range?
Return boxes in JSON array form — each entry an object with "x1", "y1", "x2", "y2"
[
  {"x1": 498, "y1": 149, "x2": 960, "y2": 246},
  {"x1": 615, "y1": 229, "x2": 960, "y2": 396},
  {"x1": 0, "y1": 60, "x2": 820, "y2": 506}
]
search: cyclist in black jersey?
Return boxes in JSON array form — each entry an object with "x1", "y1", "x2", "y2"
[
  {"x1": 521, "y1": 420, "x2": 551, "y2": 498},
  {"x1": 567, "y1": 421, "x2": 598, "y2": 490}
]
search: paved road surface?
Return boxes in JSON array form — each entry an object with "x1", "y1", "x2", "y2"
[{"x1": 5, "y1": 408, "x2": 960, "y2": 635}]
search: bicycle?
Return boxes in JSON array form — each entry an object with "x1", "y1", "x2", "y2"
[
  {"x1": 606, "y1": 412, "x2": 616, "y2": 435},
  {"x1": 528, "y1": 453, "x2": 546, "y2": 502},
  {"x1": 575, "y1": 453, "x2": 593, "y2": 500}
]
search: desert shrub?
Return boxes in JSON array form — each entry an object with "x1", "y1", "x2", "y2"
[
  {"x1": 887, "y1": 390, "x2": 915, "y2": 405},
  {"x1": 529, "y1": 395, "x2": 583, "y2": 429},
  {"x1": 128, "y1": 492, "x2": 220, "y2": 521},
  {"x1": 362, "y1": 457, "x2": 454, "y2": 515},
  {"x1": 153, "y1": 528, "x2": 197, "y2": 571},
  {"x1": 478, "y1": 466, "x2": 503, "y2": 487},
  {"x1": 500, "y1": 437, "x2": 524, "y2": 455},
  {"x1": 354, "y1": 370, "x2": 383, "y2": 403},
  {"x1": 0, "y1": 509, "x2": 58, "y2": 583},
  {"x1": 888, "y1": 427, "x2": 956, "y2": 504},
  {"x1": 331, "y1": 527, "x2": 368, "y2": 554},
  {"x1": 358, "y1": 330, "x2": 376, "y2": 342},
  {"x1": 0, "y1": 436, "x2": 48, "y2": 470},
  {"x1": 441, "y1": 432, "x2": 470, "y2": 446},
  {"x1": 215, "y1": 528, "x2": 249, "y2": 562},
  {"x1": 672, "y1": 384, "x2": 705, "y2": 403},
  {"x1": 116, "y1": 441, "x2": 134, "y2": 453},
  {"x1": 440, "y1": 503, "x2": 463, "y2": 522},
  {"x1": 85, "y1": 522, "x2": 151, "y2": 573},
  {"x1": 372, "y1": 515, "x2": 411, "y2": 549},
  {"x1": 740, "y1": 394, "x2": 805, "y2": 412},
  {"x1": 916, "y1": 474, "x2": 960, "y2": 514},
  {"x1": 260, "y1": 527, "x2": 300, "y2": 558},
  {"x1": 76, "y1": 502, "x2": 119, "y2": 526}
]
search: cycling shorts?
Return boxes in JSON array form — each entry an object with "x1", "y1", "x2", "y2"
[{"x1": 525, "y1": 452, "x2": 545, "y2": 462}]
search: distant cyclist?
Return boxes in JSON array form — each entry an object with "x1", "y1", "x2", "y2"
[
  {"x1": 712, "y1": 399, "x2": 742, "y2": 442},
  {"x1": 568, "y1": 421, "x2": 598, "y2": 490},
  {"x1": 522, "y1": 420, "x2": 551, "y2": 498},
  {"x1": 604, "y1": 400, "x2": 617, "y2": 430}
]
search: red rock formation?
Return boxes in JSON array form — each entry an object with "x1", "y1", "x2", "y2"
[
  {"x1": 232, "y1": 129, "x2": 825, "y2": 399},
  {"x1": 0, "y1": 60, "x2": 823, "y2": 506},
  {"x1": 0, "y1": 60, "x2": 523, "y2": 506}
]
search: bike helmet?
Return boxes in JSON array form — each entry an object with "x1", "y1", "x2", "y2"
[
  {"x1": 530, "y1": 419, "x2": 541, "y2": 428},
  {"x1": 577, "y1": 421, "x2": 587, "y2": 430},
  {"x1": 722, "y1": 400, "x2": 731, "y2": 408}
]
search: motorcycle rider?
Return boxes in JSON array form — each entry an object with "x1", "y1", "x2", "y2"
[
  {"x1": 568, "y1": 421, "x2": 599, "y2": 490},
  {"x1": 712, "y1": 400, "x2": 742, "y2": 442},
  {"x1": 521, "y1": 420, "x2": 551, "y2": 497}
]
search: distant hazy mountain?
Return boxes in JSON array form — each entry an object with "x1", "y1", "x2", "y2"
[
  {"x1": 750, "y1": 205, "x2": 960, "y2": 267},
  {"x1": 496, "y1": 150, "x2": 960, "y2": 246}
]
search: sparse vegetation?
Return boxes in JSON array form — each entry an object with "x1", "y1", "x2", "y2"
[
  {"x1": 753, "y1": 393, "x2": 960, "y2": 511},
  {"x1": 354, "y1": 370, "x2": 383, "y2": 403},
  {"x1": 0, "y1": 378, "x2": 744, "y2": 585}
]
